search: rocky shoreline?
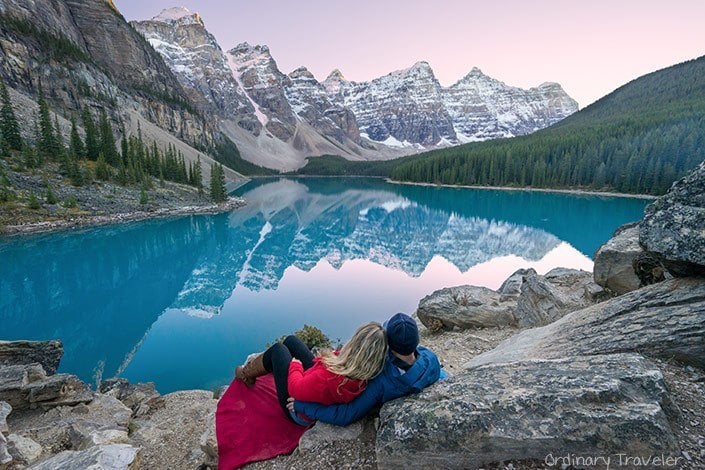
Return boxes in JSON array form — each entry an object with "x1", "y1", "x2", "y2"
[
  {"x1": 2, "y1": 161, "x2": 704, "y2": 469},
  {"x1": 1, "y1": 197, "x2": 245, "y2": 237}
]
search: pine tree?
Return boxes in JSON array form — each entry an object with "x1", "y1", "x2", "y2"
[
  {"x1": 139, "y1": 186, "x2": 148, "y2": 205},
  {"x1": 0, "y1": 79, "x2": 22, "y2": 150},
  {"x1": 193, "y1": 156, "x2": 204, "y2": 194},
  {"x1": 45, "y1": 186, "x2": 57, "y2": 204},
  {"x1": 37, "y1": 82, "x2": 58, "y2": 160},
  {"x1": 98, "y1": 109, "x2": 118, "y2": 166},
  {"x1": 95, "y1": 154, "x2": 111, "y2": 181},
  {"x1": 0, "y1": 134, "x2": 9, "y2": 159},
  {"x1": 28, "y1": 191, "x2": 41, "y2": 209},
  {"x1": 82, "y1": 106, "x2": 99, "y2": 160},
  {"x1": 209, "y1": 162, "x2": 227, "y2": 203},
  {"x1": 69, "y1": 115, "x2": 85, "y2": 160}
]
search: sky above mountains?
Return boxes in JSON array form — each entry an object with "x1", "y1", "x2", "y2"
[{"x1": 115, "y1": 0, "x2": 705, "y2": 108}]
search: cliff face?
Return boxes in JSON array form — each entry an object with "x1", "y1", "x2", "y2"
[
  {"x1": 0, "y1": 0, "x2": 221, "y2": 153},
  {"x1": 131, "y1": 7, "x2": 260, "y2": 134}
]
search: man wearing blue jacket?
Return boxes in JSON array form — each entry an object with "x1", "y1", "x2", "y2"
[{"x1": 288, "y1": 313, "x2": 444, "y2": 426}]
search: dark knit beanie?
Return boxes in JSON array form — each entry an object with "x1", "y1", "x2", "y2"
[{"x1": 384, "y1": 313, "x2": 419, "y2": 355}]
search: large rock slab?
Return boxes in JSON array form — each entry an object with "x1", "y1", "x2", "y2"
[
  {"x1": 514, "y1": 268, "x2": 602, "y2": 327},
  {"x1": 593, "y1": 223, "x2": 643, "y2": 294},
  {"x1": 298, "y1": 421, "x2": 366, "y2": 452},
  {"x1": 130, "y1": 390, "x2": 216, "y2": 470},
  {"x1": 0, "y1": 401, "x2": 10, "y2": 433},
  {"x1": 416, "y1": 285, "x2": 516, "y2": 331},
  {"x1": 6, "y1": 433, "x2": 43, "y2": 466},
  {"x1": 28, "y1": 443, "x2": 140, "y2": 470},
  {"x1": 376, "y1": 354, "x2": 679, "y2": 469},
  {"x1": 0, "y1": 341, "x2": 63, "y2": 375},
  {"x1": 8, "y1": 394, "x2": 131, "y2": 455},
  {"x1": 640, "y1": 160, "x2": 705, "y2": 276},
  {"x1": 417, "y1": 268, "x2": 602, "y2": 331},
  {"x1": 466, "y1": 277, "x2": 705, "y2": 370},
  {"x1": 0, "y1": 364, "x2": 92, "y2": 411}
]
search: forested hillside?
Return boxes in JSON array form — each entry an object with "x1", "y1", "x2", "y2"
[{"x1": 389, "y1": 55, "x2": 705, "y2": 195}]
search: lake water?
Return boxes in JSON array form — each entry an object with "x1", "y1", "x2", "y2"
[{"x1": 0, "y1": 177, "x2": 650, "y2": 393}]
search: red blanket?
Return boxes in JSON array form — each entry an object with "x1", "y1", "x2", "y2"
[{"x1": 216, "y1": 374, "x2": 311, "y2": 469}]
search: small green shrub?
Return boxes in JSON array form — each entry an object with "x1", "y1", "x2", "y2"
[{"x1": 28, "y1": 191, "x2": 41, "y2": 209}]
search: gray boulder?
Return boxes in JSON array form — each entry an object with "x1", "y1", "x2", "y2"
[
  {"x1": 376, "y1": 354, "x2": 679, "y2": 469},
  {"x1": 0, "y1": 401, "x2": 10, "y2": 433},
  {"x1": 640, "y1": 160, "x2": 705, "y2": 276},
  {"x1": 0, "y1": 433, "x2": 11, "y2": 466},
  {"x1": 417, "y1": 268, "x2": 602, "y2": 331},
  {"x1": 466, "y1": 277, "x2": 705, "y2": 370},
  {"x1": 416, "y1": 285, "x2": 516, "y2": 331},
  {"x1": 28, "y1": 443, "x2": 140, "y2": 470},
  {"x1": 497, "y1": 268, "x2": 536, "y2": 298},
  {"x1": 8, "y1": 394, "x2": 131, "y2": 455},
  {"x1": 7, "y1": 433, "x2": 43, "y2": 466},
  {"x1": 593, "y1": 223, "x2": 643, "y2": 294},
  {"x1": 130, "y1": 390, "x2": 216, "y2": 469},
  {"x1": 0, "y1": 364, "x2": 92, "y2": 411},
  {"x1": 99, "y1": 378, "x2": 161, "y2": 417},
  {"x1": 0, "y1": 341, "x2": 63, "y2": 375},
  {"x1": 298, "y1": 421, "x2": 366, "y2": 452},
  {"x1": 199, "y1": 411, "x2": 217, "y2": 469},
  {"x1": 514, "y1": 268, "x2": 603, "y2": 328}
]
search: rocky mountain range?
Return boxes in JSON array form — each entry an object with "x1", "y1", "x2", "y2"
[
  {"x1": 132, "y1": 6, "x2": 578, "y2": 171},
  {"x1": 0, "y1": 1, "x2": 578, "y2": 175}
]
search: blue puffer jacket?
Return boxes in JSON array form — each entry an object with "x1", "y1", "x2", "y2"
[{"x1": 293, "y1": 346, "x2": 443, "y2": 426}]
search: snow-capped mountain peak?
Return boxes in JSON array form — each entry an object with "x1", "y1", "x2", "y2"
[{"x1": 152, "y1": 6, "x2": 203, "y2": 26}]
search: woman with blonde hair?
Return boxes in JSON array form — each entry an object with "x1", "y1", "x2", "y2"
[{"x1": 235, "y1": 322, "x2": 387, "y2": 424}]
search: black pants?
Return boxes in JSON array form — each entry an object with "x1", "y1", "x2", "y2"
[{"x1": 262, "y1": 335, "x2": 315, "y2": 420}]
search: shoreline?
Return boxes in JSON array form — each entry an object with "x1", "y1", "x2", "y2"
[
  {"x1": 0, "y1": 197, "x2": 246, "y2": 238},
  {"x1": 384, "y1": 178, "x2": 658, "y2": 200}
]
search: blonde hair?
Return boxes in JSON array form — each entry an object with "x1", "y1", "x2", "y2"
[{"x1": 320, "y1": 322, "x2": 388, "y2": 381}]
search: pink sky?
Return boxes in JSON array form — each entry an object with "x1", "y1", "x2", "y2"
[{"x1": 115, "y1": 0, "x2": 705, "y2": 108}]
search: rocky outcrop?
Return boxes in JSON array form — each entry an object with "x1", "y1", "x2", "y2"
[
  {"x1": 0, "y1": 363, "x2": 92, "y2": 411},
  {"x1": 0, "y1": 341, "x2": 63, "y2": 375},
  {"x1": 416, "y1": 268, "x2": 602, "y2": 330},
  {"x1": 130, "y1": 7, "x2": 258, "y2": 133},
  {"x1": 376, "y1": 353, "x2": 679, "y2": 469},
  {"x1": 226, "y1": 43, "x2": 297, "y2": 141},
  {"x1": 6, "y1": 433, "x2": 42, "y2": 466},
  {"x1": 593, "y1": 223, "x2": 644, "y2": 294},
  {"x1": 28, "y1": 443, "x2": 140, "y2": 470},
  {"x1": 514, "y1": 267, "x2": 602, "y2": 327},
  {"x1": 416, "y1": 285, "x2": 516, "y2": 331},
  {"x1": 466, "y1": 277, "x2": 705, "y2": 370},
  {"x1": 640, "y1": 160, "x2": 705, "y2": 276},
  {"x1": 129, "y1": 390, "x2": 217, "y2": 469}
]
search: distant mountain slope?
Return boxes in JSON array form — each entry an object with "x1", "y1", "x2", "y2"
[
  {"x1": 383, "y1": 55, "x2": 705, "y2": 195},
  {"x1": 0, "y1": 0, "x2": 251, "y2": 181}
]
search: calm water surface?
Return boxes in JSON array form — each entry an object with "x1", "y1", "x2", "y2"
[{"x1": 0, "y1": 178, "x2": 650, "y2": 392}]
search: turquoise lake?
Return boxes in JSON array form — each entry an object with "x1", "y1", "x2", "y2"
[{"x1": 0, "y1": 178, "x2": 650, "y2": 393}]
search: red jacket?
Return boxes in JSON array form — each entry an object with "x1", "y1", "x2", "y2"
[{"x1": 287, "y1": 358, "x2": 366, "y2": 404}]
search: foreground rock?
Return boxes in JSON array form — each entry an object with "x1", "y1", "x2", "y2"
[
  {"x1": 377, "y1": 354, "x2": 679, "y2": 469},
  {"x1": 0, "y1": 341, "x2": 63, "y2": 375},
  {"x1": 640, "y1": 160, "x2": 705, "y2": 276},
  {"x1": 129, "y1": 390, "x2": 217, "y2": 469},
  {"x1": 416, "y1": 285, "x2": 516, "y2": 331},
  {"x1": 417, "y1": 268, "x2": 602, "y2": 330},
  {"x1": 0, "y1": 364, "x2": 92, "y2": 411},
  {"x1": 466, "y1": 277, "x2": 705, "y2": 370},
  {"x1": 28, "y1": 443, "x2": 140, "y2": 470},
  {"x1": 593, "y1": 223, "x2": 643, "y2": 294}
]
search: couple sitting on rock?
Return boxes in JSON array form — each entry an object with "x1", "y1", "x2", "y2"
[
  {"x1": 216, "y1": 313, "x2": 444, "y2": 468},
  {"x1": 233, "y1": 312, "x2": 443, "y2": 425}
]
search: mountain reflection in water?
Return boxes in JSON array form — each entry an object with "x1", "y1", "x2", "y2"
[{"x1": 0, "y1": 177, "x2": 649, "y2": 392}]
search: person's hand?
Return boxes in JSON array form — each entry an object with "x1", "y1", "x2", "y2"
[
  {"x1": 286, "y1": 397, "x2": 296, "y2": 412},
  {"x1": 291, "y1": 359, "x2": 302, "y2": 365}
]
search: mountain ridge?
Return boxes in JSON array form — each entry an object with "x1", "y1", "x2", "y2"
[{"x1": 131, "y1": 7, "x2": 578, "y2": 171}]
